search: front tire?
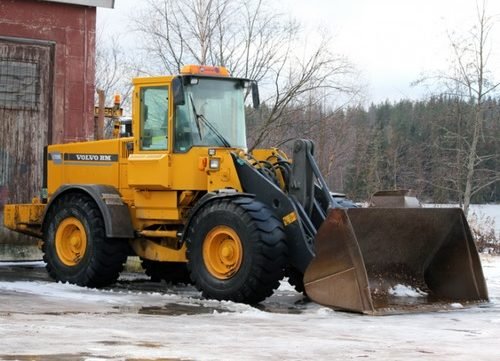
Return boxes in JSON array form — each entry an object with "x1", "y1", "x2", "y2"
[
  {"x1": 186, "y1": 197, "x2": 287, "y2": 304},
  {"x1": 42, "y1": 193, "x2": 128, "y2": 287}
]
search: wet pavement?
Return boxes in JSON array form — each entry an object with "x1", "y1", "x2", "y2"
[
  {"x1": 0, "y1": 261, "x2": 50, "y2": 282},
  {"x1": 0, "y1": 260, "x2": 313, "y2": 360},
  {"x1": 0, "y1": 260, "x2": 310, "y2": 317},
  {"x1": 0, "y1": 355, "x2": 187, "y2": 361},
  {"x1": 0, "y1": 258, "x2": 499, "y2": 361}
]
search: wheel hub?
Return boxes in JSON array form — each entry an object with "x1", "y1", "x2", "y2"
[
  {"x1": 55, "y1": 217, "x2": 87, "y2": 266},
  {"x1": 203, "y1": 226, "x2": 243, "y2": 279},
  {"x1": 220, "y1": 241, "x2": 235, "y2": 260}
]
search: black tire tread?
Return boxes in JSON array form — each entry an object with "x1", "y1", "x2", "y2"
[
  {"x1": 186, "y1": 197, "x2": 287, "y2": 304},
  {"x1": 42, "y1": 193, "x2": 127, "y2": 288}
]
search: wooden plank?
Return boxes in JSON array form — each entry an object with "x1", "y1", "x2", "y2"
[{"x1": 0, "y1": 40, "x2": 52, "y2": 254}]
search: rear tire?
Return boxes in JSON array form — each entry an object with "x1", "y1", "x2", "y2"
[
  {"x1": 141, "y1": 259, "x2": 191, "y2": 284},
  {"x1": 42, "y1": 193, "x2": 128, "y2": 287},
  {"x1": 186, "y1": 197, "x2": 287, "y2": 304}
]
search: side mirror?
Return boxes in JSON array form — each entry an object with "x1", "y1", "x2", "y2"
[
  {"x1": 251, "y1": 81, "x2": 260, "y2": 109},
  {"x1": 173, "y1": 76, "x2": 185, "y2": 106}
]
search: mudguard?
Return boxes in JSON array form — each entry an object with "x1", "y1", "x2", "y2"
[
  {"x1": 43, "y1": 184, "x2": 134, "y2": 239},
  {"x1": 180, "y1": 191, "x2": 255, "y2": 244}
]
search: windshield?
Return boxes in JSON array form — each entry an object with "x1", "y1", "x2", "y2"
[{"x1": 174, "y1": 77, "x2": 247, "y2": 152}]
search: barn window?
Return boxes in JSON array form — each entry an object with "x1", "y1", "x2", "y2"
[{"x1": 0, "y1": 59, "x2": 40, "y2": 110}]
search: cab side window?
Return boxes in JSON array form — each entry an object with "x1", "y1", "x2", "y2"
[
  {"x1": 174, "y1": 104, "x2": 193, "y2": 152},
  {"x1": 140, "y1": 86, "x2": 168, "y2": 150}
]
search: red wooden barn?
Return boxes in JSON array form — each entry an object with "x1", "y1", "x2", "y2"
[{"x1": 0, "y1": 0, "x2": 114, "y2": 258}]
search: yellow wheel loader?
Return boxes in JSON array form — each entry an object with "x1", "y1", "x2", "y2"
[{"x1": 3, "y1": 65, "x2": 488, "y2": 314}]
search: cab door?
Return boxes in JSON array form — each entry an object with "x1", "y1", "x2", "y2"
[{"x1": 128, "y1": 84, "x2": 171, "y2": 190}]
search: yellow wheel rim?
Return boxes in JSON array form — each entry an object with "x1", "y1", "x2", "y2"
[
  {"x1": 55, "y1": 217, "x2": 87, "y2": 266},
  {"x1": 203, "y1": 225, "x2": 243, "y2": 279}
]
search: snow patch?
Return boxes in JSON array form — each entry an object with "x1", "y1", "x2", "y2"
[
  {"x1": 315, "y1": 307, "x2": 335, "y2": 315},
  {"x1": 0, "y1": 261, "x2": 45, "y2": 268},
  {"x1": 388, "y1": 284, "x2": 428, "y2": 298}
]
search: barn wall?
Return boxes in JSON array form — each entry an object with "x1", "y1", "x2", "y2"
[
  {"x1": 0, "y1": 0, "x2": 97, "y2": 259},
  {"x1": 0, "y1": 0, "x2": 96, "y2": 143}
]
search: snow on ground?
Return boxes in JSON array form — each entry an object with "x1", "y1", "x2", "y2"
[
  {"x1": 0, "y1": 204, "x2": 498, "y2": 360},
  {"x1": 0, "y1": 256, "x2": 499, "y2": 361}
]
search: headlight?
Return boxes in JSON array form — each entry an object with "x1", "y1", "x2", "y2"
[{"x1": 209, "y1": 158, "x2": 220, "y2": 170}]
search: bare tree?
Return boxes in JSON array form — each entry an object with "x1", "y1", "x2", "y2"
[
  {"x1": 134, "y1": 0, "x2": 360, "y2": 150},
  {"x1": 95, "y1": 31, "x2": 136, "y2": 112},
  {"x1": 416, "y1": 1, "x2": 500, "y2": 215},
  {"x1": 95, "y1": 28, "x2": 143, "y2": 137}
]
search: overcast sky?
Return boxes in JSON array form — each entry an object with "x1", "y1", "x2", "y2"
[{"x1": 98, "y1": 0, "x2": 500, "y2": 103}]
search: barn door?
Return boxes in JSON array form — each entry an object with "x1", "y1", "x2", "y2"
[{"x1": 0, "y1": 38, "x2": 53, "y2": 258}]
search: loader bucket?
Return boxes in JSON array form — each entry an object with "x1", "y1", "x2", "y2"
[{"x1": 304, "y1": 208, "x2": 488, "y2": 315}]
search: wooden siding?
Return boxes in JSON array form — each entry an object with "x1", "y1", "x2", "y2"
[{"x1": 0, "y1": 40, "x2": 52, "y2": 251}]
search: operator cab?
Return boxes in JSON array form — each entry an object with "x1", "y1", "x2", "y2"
[
  {"x1": 172, "y1": 65, "x2": 258, "y2": 153},
  {"x1": 132, "y1": 65, "x2": 258, "y2": 155}
]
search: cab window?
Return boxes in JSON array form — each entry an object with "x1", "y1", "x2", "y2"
[{"x1": 140, "y1": 86, "x2": 168, "y2": 150}]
